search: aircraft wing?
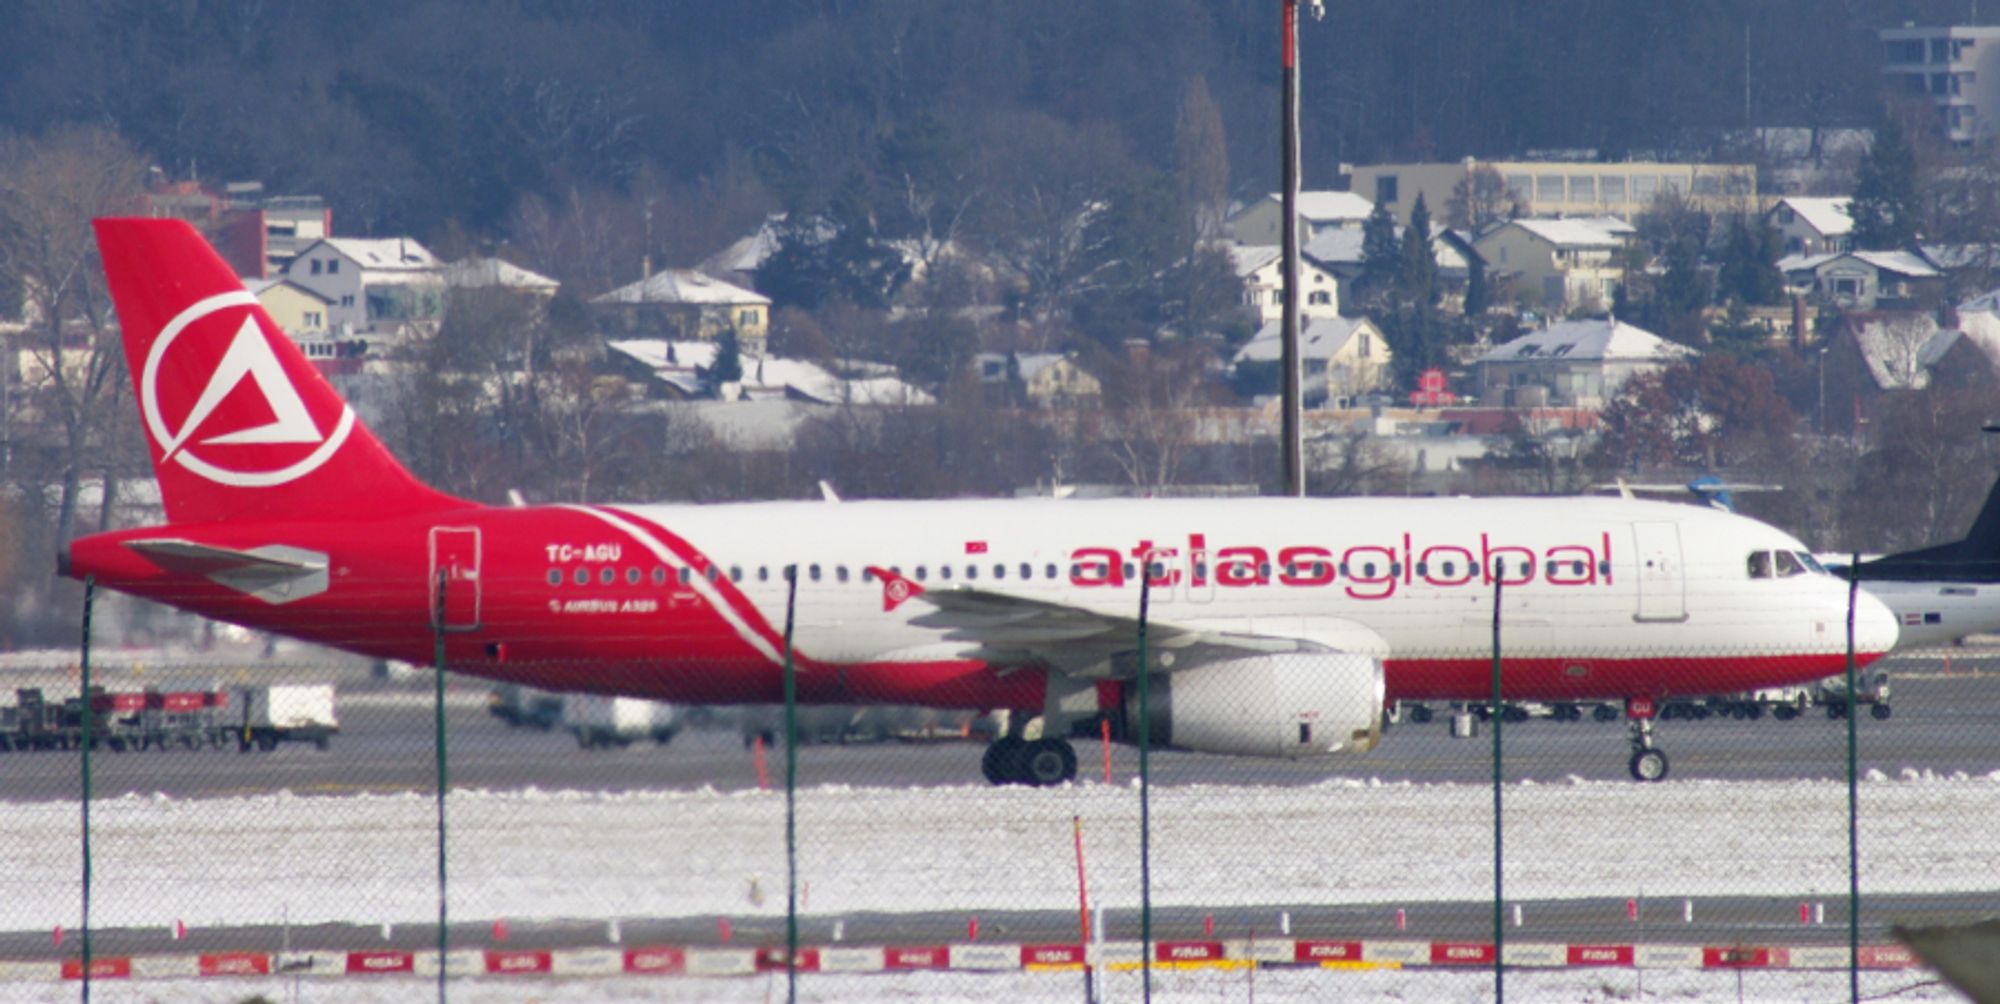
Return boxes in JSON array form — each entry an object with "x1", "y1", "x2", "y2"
[{"x1": 874, "y1": 568, "x2": 1385, "y2": 679}]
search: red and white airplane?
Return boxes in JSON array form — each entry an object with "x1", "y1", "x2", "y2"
[{"x1": 64, "y1": 219, "x2": 1899, "y2": 784}]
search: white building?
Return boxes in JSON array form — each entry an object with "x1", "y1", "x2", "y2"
[
  {"x1": 1765, "y1": 197, "x2": 1853, "y2": 257},
  {"x1": 1227, "y1": 191, "x2": 1374, "y2": 246},
  {"x1": 1472, "y1": 318, "x2": 1692, "y2": 409},
  {"x1": 1229, "y1": 245, "x2": 1342, "y2": 323},
  {"x1": 1880, "y1": 24, "x2": 2000, "y2": 147},
  {"x1": 283, "y1": 237, "x2": 444, "y2": 336},
  {"x1": 1233, "y1": 315, "x2": 1391, "y2": 404}
]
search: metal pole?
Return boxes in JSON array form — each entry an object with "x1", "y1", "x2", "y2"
[
  {"x1": 1136, "y1": 572, "x2": 1153, "y2": 1003},
  {"x1": 1490, "y1": 573, "x2": 1505, "y2": 1002},
  {"x1": 80, "y1": 575, "x2": 95, "y2": 1004},
  {"x1": 1844, "y1": 554, "x2": 1861, "y2": 1004},
  {"x1": 1279, "y1": 0, "x2": 1305, "y2": 497},
  {"x1": 433, "y1": 571, "x2": 449, "y2": 1003},
  {"x1": 783, "y1": 566, "x2": 800, "y2": 1004}
]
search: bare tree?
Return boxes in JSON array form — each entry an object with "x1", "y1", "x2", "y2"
[
  {"x1": 1444, "y1": 164, "x2": 1521, "y2": 232},
  {"x1": 0, "y1": 126, "x2": 147, "y2": 547},
  {"x1": 1088, "y1": 344, "x2": 1217, "y2": 490}
]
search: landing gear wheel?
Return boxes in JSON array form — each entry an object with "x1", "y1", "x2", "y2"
[
  {"x1": 1629, "y1": 748, "x2": 1669, "y2": 782},
  {"x1": 1592, "y1": 705, "x2": 1619, "y2": 722},
  {"x1": 1020, "y1": 739, "x2": 1078, "y2": 787},
  {"x1": 1870, "y1": 704, "x2": 1892, "y2": 720},
  {"x1": 982, "y1": 737, "x2": 1026, "y2": 785},
  {"x1": 1407, "y1": 705, "x2": 1434, "y2": 724}
]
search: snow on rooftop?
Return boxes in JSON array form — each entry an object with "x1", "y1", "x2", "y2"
[
  {"x1": 318, "y1": 237, "x2": 441, "y2": 271},
  {"x1": 1240, "y1": 190, "x2": 1373, "y2": 223},
  {"x1": 1506, "y1": 217, "x2": 1634, "y2": 247},
  {"x1": 1229, "y1": 244, "x2": 1281, "y2": 277},
  {"x1": 1475, "y1": 318, "x2": 1691, "y2": 364},
  {"x1": 1235, "y1": 315, "x2": 1374, "y2": 364},
  {"x1": 595, "y1": 269, "x2": 769, "y2": 306},
  {"x1": 445, "y1": 256, "x2": 558, "y2": 292},
  {"x1": 1773, "y1": 196, "x2": 1853, "y2": 236}
]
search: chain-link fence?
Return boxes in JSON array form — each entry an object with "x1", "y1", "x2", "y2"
[{"x1": 3, "y1": 545, "x2": 1992, "y2": 1004}]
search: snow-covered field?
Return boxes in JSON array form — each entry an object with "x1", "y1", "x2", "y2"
[
  {"x1": 3, "y1": 773, "x2": 1999, "y2": 931},
  {"x1": 4, "y1": 967, "x2": 1962, "y2": 1004}
]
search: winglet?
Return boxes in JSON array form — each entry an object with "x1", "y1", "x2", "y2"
[{"x1": 866, "y1": 566, "x2": 923, "y2": 612}]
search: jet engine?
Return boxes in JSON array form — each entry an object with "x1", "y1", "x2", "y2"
[{"x1": 1122, "y1": 652, "x2": 1384, "y2": 758}]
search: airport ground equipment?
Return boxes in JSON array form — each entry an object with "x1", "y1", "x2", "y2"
[
  {"x1": 232, "y1": 684, "x2": 340, "y2": 751},
  {"x1": 488, "y1": 684, "x2": 562, "y2": 729},
  {"x1": 563, "y1": 694, "x2": 678, "y2": 749}
]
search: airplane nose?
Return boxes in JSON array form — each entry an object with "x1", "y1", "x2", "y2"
[{"x1": 1851, "y1": 589, "x2": 1901, "y2": 655}]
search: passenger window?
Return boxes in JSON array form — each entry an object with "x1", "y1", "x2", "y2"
[
  {"x1": 1020, "y1": 563, "x2": 1032, "y2": 579},
  {"x1": 546, "y1": 569, "x2": 562, "y2": 586},
  {"x1": 758, "y1": 567, "x2": 769, "y2": 582},
  {"x1": 1046, "y1": 563, "x2": 1058, "y2": 579},
  {"x1": 810, "y1": 564, "x2": 822, "y2": 581},
  {"x1": 915, "y1": 566, "x2": 928, "y2": 582},
  {"x1": 1748, "y1": 552, "x2": 1772, "y2": 579},
  {"x1": 836, "y1": 566, "x2": 849, "y2": 583},
  {"x1": 965, "y1": 565, "x2": 978, "y2": 580},
  {"x1": 573, "y1": 568, "x2": 589, "y2": 586},
  {"x1": 678, "y1": 567, "x2": 691, "y2": 584},
  {"x1": 652, "y1": 567, "x2": 667, "y2": 586},
  {"x1": 625, "y1": 567, "x2": 641, "y2": 585},
  {"x1": 994, "y1": 564, "x2": 1006, "y2": 580},
  {"x1": 599, "y1": 567, "x2": 615, "y2": 585},
  {"x1": 729, "y1": 566, "x2": 742, "y2": 582},
  {"x1": 940, "y1": 565, "x2": 952, "y2": 580}
]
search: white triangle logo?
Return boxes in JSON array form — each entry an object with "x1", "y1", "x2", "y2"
[{"x1": 162, "y1": 316, "x2": 323, "y2": 461}]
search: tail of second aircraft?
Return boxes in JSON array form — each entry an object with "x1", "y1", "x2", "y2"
[
  {"x1": 1857, "y1": 471, "x2": 2000, "y2": 582},
  {"x1": 93, "y1": 218, "x2": 467, "y2": 525}
]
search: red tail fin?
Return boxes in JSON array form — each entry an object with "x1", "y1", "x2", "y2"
[{"x1": 93, "y1": 218, "x2": 466, "y2": 524}]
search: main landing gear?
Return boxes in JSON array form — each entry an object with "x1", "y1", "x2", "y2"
[
  {"x1": 982, "y1": 735, "x2": 1079, "y2": 786},
  {"x1": 1627, "y1": 703, "x2": 1669, "y2": 782}
]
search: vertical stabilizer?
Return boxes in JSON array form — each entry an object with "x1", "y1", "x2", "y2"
[{"x1": 93, "y1": 218, "x2": 467, "y2": 524}]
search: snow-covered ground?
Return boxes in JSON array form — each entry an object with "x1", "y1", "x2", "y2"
[
  {"x1": 4, "y1": 773, "x2": 1999, "y2": 931},
  {"x1": 6, "y1": 967, "x2": 1962, "y2": 1004}
]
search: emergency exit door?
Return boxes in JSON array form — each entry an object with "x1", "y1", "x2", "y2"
[{"x1": 428, "y1": 527, "x2": 482, "y2": 630}]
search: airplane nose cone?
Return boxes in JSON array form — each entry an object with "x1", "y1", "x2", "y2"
[{"x1": 1852, "y1": 589, "x2": 1901, "y2": 655}]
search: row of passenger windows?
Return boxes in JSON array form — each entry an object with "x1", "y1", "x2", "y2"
[{"x1": 543, "y1": 558, "x2": 1612, "y2": 587}]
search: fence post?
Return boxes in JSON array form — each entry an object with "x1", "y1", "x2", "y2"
[
  {"x1": 1490, "y1": 572, "x2": 1505, "y2": 1003},
  {"x1": 433, "y1": 570, "x2": 450, "y2": 1003},
  {"x1": 1136, "y1": 573, "x2": 1153, "y2": 1003},
  {"x1": 1844, "y1": 553, "x2": 1860, "y2": 1003},
  {"x1": 783, "y1": 565, "x2": 800, "y2": 1004},
  {"x1": 80, "y1": 575, "x2": 95, "y2": 1004}
]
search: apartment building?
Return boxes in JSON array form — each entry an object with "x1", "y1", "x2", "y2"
[
  {"x1": 1881, "y1": 24, "x2": 2000, "y2": 147},
  {"x1": 1349, "y1": 159, "x2": 1756, "y2": 227}
]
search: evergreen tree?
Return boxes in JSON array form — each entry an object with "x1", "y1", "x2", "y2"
[
  {"x1": 1850, "y1": 111, "x2": 1922, "y2": 249},
  {"x1": 1716, "y1": 216, "x2": 1784, "y2": 306},
  {"x1": 1358, "y1": 201, "x2": 1401, "y2": 299},
  {"x1": 709, "y1": 327, "x2": 743, "y2": 392},
  {"x1": 1464, "y1": 254, "x2": 1490, "y2": 316},
  {"x1": 1397, "y1": 194, "x2": 1439, "y2": 306}
]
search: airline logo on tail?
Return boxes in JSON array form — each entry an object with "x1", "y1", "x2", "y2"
[{"x1": 142, "y1": 291, "x2": 356, "y2": 488}]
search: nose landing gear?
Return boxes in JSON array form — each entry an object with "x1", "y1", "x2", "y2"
[{"x1": 1626, "y1": 700, "x2": 1669, "y2": 782}]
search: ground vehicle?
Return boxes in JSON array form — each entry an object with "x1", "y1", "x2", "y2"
[
  {"x1": 232, "y1": 684, "x2": 339, "y2": 750},
  {"x1": 488, "y1": 684, "x2": 563, "y2": 729},
  {"x1": 563, "y1": 695, "x2": 678, "y2": 749},
  {"x1": 1818, "y1": 670, "x2": 1893, "y2": 720}
]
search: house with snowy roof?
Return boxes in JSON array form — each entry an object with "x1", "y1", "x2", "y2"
[
  {"x1": 1472, "y1": 217, "x2": 1635, "y2": 311},
  {"x1": 1227, "y1": 191, "x2": 1374, "y2": 246},
  {"x1": 1765, "y1": 197, "x2": 1853, "y2": 257},
  {"x1": 1471, "y1": 317, "x2": 1692, "y2": 409},
  {"x1": 444, "y1": 256, "x2": 559, "y2": 296},
  {"x1": 592, "y1": 269, "x2": 771, "y2": 357},
  {"x1": 1232, "y1": 315, "x2": 1391, "y2": 405},
  {"x1": 1777, "y1": 250, "x2": 1943, "y2": 311},
  {"x1": 972, "y1": 352, "x2": 1103, "y2": 406},
  {"x1": 283, "y1": 236, "x2": 445, "y2": 336},
  {"x1": 1229, "y1": 245, "x2": 1342, "y2": 324},
  {"x1": 609, "y1": 339, "x2": 931, "y2": 405}
]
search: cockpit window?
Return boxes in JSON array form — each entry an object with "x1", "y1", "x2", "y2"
[
  {"x1": 1774, "y1": 551, "x2": 1806, "y2": 577},
  {"x1": 1796, "y1": 551, "x2": 1826, "y2": 574},
  {"x1": 1748, "y1": 551, "x2": 1772, "y2": 579}
]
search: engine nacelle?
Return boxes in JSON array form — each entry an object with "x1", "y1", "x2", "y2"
[{"x1": 1123, "y1": 652, "x2": 1384, "y2": 759}]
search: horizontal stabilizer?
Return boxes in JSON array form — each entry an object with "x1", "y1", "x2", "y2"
[{"x1": 124, "y1": 539, "x2": 330, "y2": 605}]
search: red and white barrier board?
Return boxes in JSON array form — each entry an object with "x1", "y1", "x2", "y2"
[{"x1": 18, "y1": 935, "x2": 1924, "y2": 985}]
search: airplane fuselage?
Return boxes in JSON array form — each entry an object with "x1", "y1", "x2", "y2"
[{"x1": 69, "y1": 495, "x2": 1893, "y2": 711}]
